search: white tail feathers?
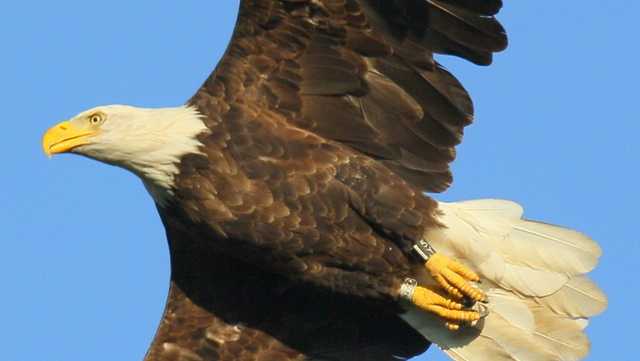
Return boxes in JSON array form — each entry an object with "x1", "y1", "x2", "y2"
[{"x1": 402, "y1": 199, "x2": 606, "y2": 361}]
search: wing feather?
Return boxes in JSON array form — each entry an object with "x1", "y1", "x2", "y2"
[{"x1": 189, "y1": 0, "x2": 508, "y2": 193}]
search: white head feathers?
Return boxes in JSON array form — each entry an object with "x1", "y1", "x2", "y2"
[{"x1": 72, "y1": 105, "x2": 209, "y2": 204}]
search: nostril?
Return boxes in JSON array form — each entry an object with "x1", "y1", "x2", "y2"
[{"x1": 59, "y1": 125, "x2": 68, "y2": 130}]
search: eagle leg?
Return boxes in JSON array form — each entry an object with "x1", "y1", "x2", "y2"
[
  {"x1": 411, "y1": 285, "x2": 481, "y2": 331},
  {"x1": 425, "y1": 253, "x2": 486, "y2": 302}
]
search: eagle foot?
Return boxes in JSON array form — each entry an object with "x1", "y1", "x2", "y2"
[
  {"x1": 412, "y1": 285, "x2": 482, "y2": 331},
  {"x1": 424, "y1": 253, "x2": 486, "y2": 302}
]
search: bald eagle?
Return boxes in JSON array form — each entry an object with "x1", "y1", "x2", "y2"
[{"x1": 42, "y1": 1, "x2": 606, "y2": 360}]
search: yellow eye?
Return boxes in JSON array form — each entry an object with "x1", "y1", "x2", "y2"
[{"x1": 89, "y1": 113, "x2": 104, "y2": 125}]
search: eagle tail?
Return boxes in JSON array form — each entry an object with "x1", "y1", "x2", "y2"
[{"x1": 401, "y1": 199, "x2": 607, "y2": 361}]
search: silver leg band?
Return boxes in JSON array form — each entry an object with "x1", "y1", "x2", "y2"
[
  {"x1": 413, "y1": 239, "x2": 436, "y2": 261},
  {"x1": 399, "y1": 277, "x2": 418, "y2": 301}
]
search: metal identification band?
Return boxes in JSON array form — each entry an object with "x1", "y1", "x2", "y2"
[
  {"x1": 399, "y1": 277, "x2": 418, "y2": 301},
  {"x1": 413, "y1": 239, "x2": 436, "y2": 261}
]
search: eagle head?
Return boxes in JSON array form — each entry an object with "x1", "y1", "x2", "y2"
[{"x1": 42, "y1": 105, "x2": 208, "y2": 203}]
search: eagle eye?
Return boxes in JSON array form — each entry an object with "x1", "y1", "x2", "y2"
[{"x1": 89, "y1": 113, "x2": 104, "y2": 125}]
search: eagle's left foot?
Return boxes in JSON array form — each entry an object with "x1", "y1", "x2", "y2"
[{"x1": 425, "y1": 253, "x2": 486, "y2": 302}]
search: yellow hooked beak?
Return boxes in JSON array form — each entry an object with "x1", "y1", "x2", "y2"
[{"x1": 42, "y1": 121, "x2": 97, "y2": 156}]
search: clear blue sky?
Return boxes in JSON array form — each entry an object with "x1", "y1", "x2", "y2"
[{"x1": 0, "y1": 1, "x2": 635, "y2": 360}]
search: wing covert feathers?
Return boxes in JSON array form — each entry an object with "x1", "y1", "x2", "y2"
[
  {"x1": 403, "y1": 200, "x2": 606, "y2": 361},
  {"x1": 189, "y1": 0, "x2": 508, "y2": 194}
]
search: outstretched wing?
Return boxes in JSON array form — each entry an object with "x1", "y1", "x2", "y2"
[{"x1": 189, "y1": 0, "x2": 507, "y2": 193}]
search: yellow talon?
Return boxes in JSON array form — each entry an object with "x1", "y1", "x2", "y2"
[
  {"x1": 425, "y1": 253, "x2": 486, "y2": 302},
  {"x1": 411, "y1": 285, "x2": 481, "y2": 328},
  {"x1": 412, "y1": 286, "x2": 463, "y2": 310}
]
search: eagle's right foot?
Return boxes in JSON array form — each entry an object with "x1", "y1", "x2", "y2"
[{"x1": 411, "y1": 285, "x2": 481, "y2": 331}]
